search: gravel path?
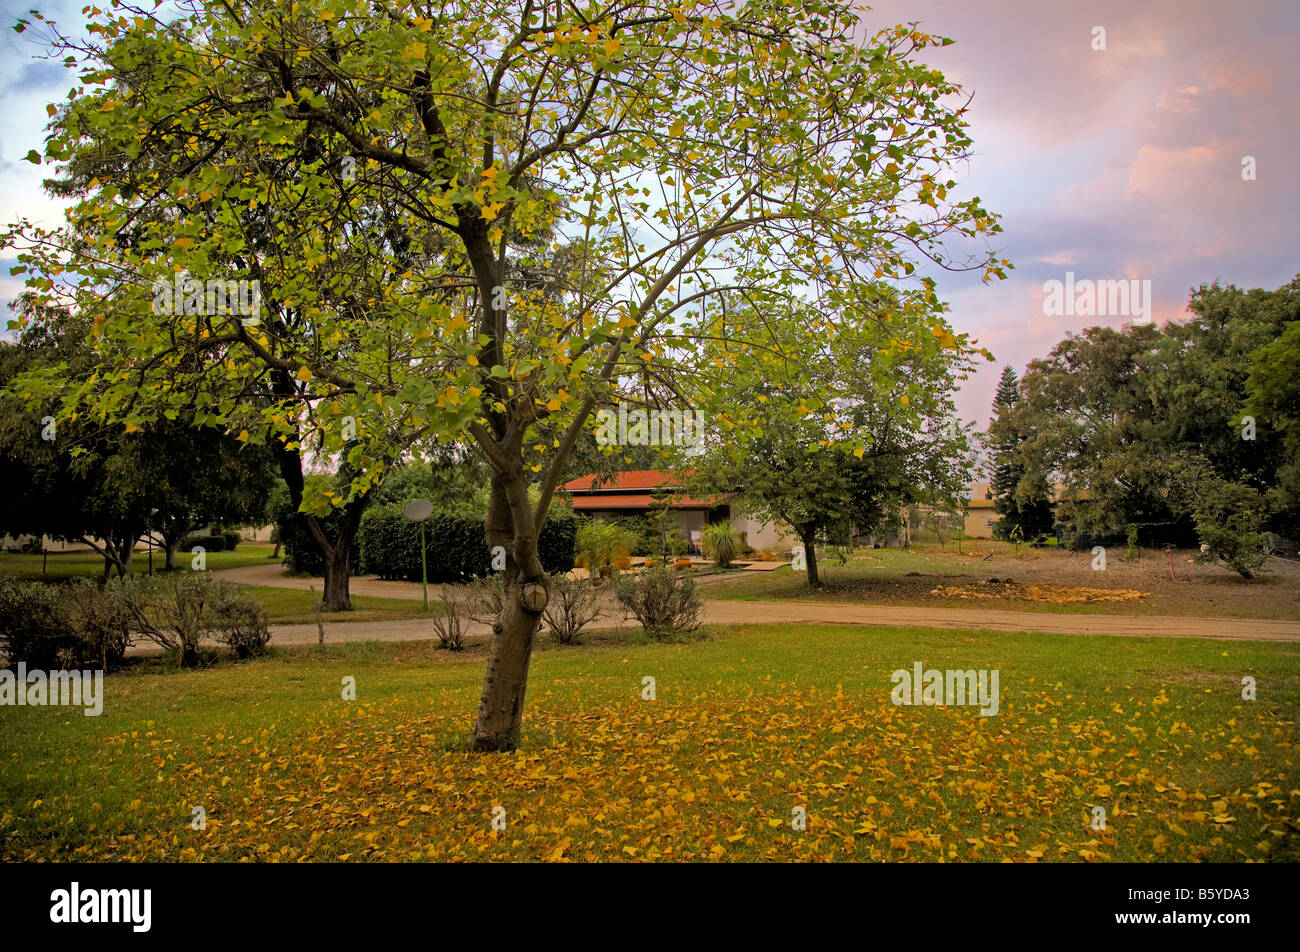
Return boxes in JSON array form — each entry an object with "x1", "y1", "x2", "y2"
[{"x1": 214, "y1": 564, "x2": 1300, "y2": 645}]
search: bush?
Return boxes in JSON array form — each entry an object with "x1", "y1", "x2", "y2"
[
  {"x1": 542, "y1": 574, "x2": 605, "y2": 645},
  {"x1": 613, "y1": 564, "x2": 703, "y2": 639},
  {"x1": 206, "y1": 584, "x2": 271, "y2": 659},
  {"x1": 179, "y1": 532, "x2": 226, "y2": 553},
  {"x1": 702, "y1": 521, "x2": 739, "y2": 567},
  {"x1": 430, "y1": 584, "x2": 467, "y2": 650},
  {"x1": 108, "y1": 573, "x2": 266, "y2": 666},
  {"x1": 466, "y1": 574, "x2": 505, "y2": 627},
  {"x1": 0, "y1": 579, "x2": 79, "y2": 668},
  {"x1": 222, "y1": 530, "x2": 241, "y2": 551},
  {"x1": 64, "y1": 578, "x2": 132, "y2": 670},
  {"x1": 576, "y1": 521, "x2": 637, "y2": 577}
]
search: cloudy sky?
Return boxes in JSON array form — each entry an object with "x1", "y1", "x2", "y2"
[
  {"x1": 2, "y1": 1, "x2": 1297, "y2": 429},
  {"x1": 862, "y1": 0, "x2": 1300, "y2": 424}
]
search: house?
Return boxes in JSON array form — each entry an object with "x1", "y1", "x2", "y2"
[
  {"x1": 964, "y1": 482, "x2": 997, "y2": 539},
  {"x1": 561, "y1": 470, "x2": 798, "y2": 552}
]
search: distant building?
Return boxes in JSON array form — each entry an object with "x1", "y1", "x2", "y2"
[
  {"x1": 964, "y1": 482, "x2": 997, "y2": 539},
  {"x1": 561, "y1": 470, "x2": 798, "y2": 552}
]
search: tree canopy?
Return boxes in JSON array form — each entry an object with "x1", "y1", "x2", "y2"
[{"x1": 5, "y1": 0, "x2": 1008, "y2": 750}]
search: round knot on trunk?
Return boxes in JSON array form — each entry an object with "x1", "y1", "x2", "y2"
[{"x1": 520, "y1": 580, "x2": 548, "y2": 612}]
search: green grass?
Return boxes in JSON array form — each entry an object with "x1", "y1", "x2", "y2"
[
  {"x1": 2, "y1": 624, "x2": 1296, "y2": 862},
  {"x1": 0, "y1": 543, "x2": 282, "y2": 580},
  {"x1": 244, "y1": 586, "x2": 439, "y2": 624}
]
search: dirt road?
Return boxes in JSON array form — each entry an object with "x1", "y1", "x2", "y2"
[{"x1": 218, "y1": 566, "x2": 1300, "y2": 646}]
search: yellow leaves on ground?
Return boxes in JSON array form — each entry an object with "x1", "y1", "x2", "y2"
[
  {"x1": 929, "y1": 583, "x2": 1148, "y2": 604},
  {"x1": 5, "y1": 675, "x2": 1294, "y2": 864}
]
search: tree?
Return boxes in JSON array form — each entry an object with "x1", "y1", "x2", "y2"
[
  {"x1": 985, "y1": 364, "x2": 1053, "y2": 541},
  {"x1": 7, "y1": 1, "x2": 1007, "y2": 750},
  {"x1": 694, "y1": 310, "x2": 980, "y2": 585},
  {"x1": 1, "y1": 311, "x2": 275, "y2": 574},
  {"x1": 1007, "y1": 277, "x2": 1298, "y2": 573}
]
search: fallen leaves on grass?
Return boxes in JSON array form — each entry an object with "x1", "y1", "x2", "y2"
[
  {"x1": 929, "y1": 582, "x2": 1148, "y2": 604},
  {"x1": 2, "y1": 683, "x2": 1293, "y2": 863}
]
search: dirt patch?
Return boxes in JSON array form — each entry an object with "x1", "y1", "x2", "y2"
[{"x1": 928, "y1": 581, "x2": 1149, "y2": 604}]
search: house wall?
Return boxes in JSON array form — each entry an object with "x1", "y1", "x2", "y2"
[
  {"x1": 964, "y1": 508, "x2": 996, "y2": 539},
  {"x1": 731, "y1": 515, "x2": 798, "y2": 552}
]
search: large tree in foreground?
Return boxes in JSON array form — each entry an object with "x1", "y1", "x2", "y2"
[{"x1": 7, "y1": 0, "x2": 1007, "y2": 750}]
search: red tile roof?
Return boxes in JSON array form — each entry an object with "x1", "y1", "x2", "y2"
[
  {"x1": 563, "y1": 470, "x2": 727, "y2": 510},
  {"x1": 563, "y1": 470, "x2": 686, "y2": 492}
]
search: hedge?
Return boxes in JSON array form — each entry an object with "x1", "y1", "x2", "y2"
[{"x1": 358, "y1": 506, "x2": 577, "y2": 582}]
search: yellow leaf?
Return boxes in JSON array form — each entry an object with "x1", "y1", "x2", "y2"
[
  {"x1": 604, "y1": 37, "x2": 622, "y2": 57},
  {"x1": 296, "y1": 366, "x2": 312, "y2": 382},
  {"x1": 236, "y1": 429, "x2": 249, "y2": 442}
]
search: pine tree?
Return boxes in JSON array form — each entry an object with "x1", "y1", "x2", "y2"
[
  {"x1": 987, "y1": 365, "x2": 1054, "y2": 540},
  {"x1": 989, "y1": 365, "x2": 1021, "y2": 505}
]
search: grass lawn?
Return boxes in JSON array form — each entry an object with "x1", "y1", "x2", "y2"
[
  {"x1": 0, "y1": 543, "x2": 283, "y2": 580},
  {"x1": 711, "y1": 544, "x2": 1300, "y2": 619},
  {"x1": 244, "y1": 586, "x2": 439, "y2": 625},
  {"x1": 2, "y1": 624, "x2": 1296, "y2": 862}
]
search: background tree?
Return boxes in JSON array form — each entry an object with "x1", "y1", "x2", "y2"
[
  {"x1": 985, "y1": 364, "x2": 1054, "y2": 541},
  {"x1": 1007, "y1": 276, "x2": 1297, "y2": 573},
  {"x1": 694, "y1": 308, "x2": 980, "y2": 586}
]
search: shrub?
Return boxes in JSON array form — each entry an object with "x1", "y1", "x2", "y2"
[
  {"x1": 64, "y1": 578, "x2": 132, "y2": 670},
  {"x1": 542, "y1": 574, "x2": 605, "y2": 645},
  {"x1": 179, "y1": 531, "x2": 226, "y2": 553},
  {"x1": 357, "y1": 504, "x2": 426, "y2": 580},
  {"x1": 577, "y1": 521, "x2": 636, "y2": 577},
  {"x1": 206, "y1": 584, "x2": 271, "y2": 659},
  {"x1": 0, "y1": 579, "x2": 78, "y2": 668},
  {"x1": 613, "y1": 564, "x2": 703, "y2": 639},
  {"x1": 466, "y1": 574, "x2": 505, "y2": 627},
  {"x1": 222, "y1": 530, "x2": 241, "y2": 551},
  {"x1": 701, "y1": 521, "x2": 739, "y2": 567},
  {"x1": 107, "y1": 573, "x2": 262, "y2": 667},
  {"x1": 538, "y1": 509, "x2": 578, "y2": 573},
  {"x1": 430, "y1": 585, "x2": 467, "y2": 650}
]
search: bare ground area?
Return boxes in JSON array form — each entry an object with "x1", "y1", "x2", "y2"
[{"x1": 707, "y1": 544, "x2": 1300, "y2": 619}]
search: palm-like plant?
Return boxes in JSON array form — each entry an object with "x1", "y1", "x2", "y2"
[{"x1": 701, "y1": 521, "x2": 739, "y2": 568}]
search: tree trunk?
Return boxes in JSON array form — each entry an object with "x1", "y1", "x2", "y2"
[
  {"x1": 473, "y1": 577, "x2": 546, "y2": 751},
  {"x1": 801, "y1": 529, "x2": 821, "y2": 586},
  {"x1": 320, "y1": 535, "x2": 353, "y2": 612},
  {"x1": 473, "y1": 466, "x2": 548, "y2": 751}
]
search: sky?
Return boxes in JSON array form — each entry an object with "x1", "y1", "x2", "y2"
[
  {"x1": 859, "y1": 0, "x2": 1300, "y2": 425},
  {"x1": 1, "y1": 0, "x2": 1297, "y2": 431}
]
